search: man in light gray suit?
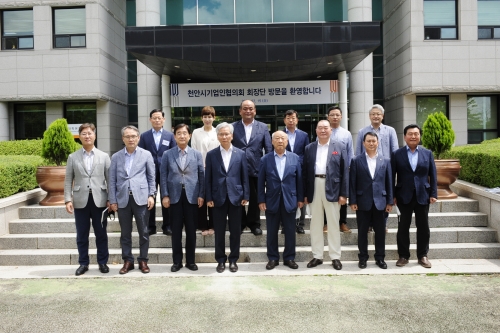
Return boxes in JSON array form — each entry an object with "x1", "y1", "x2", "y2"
[
  {"x1": 109, "y1": 125, "x2": 156, "y2": 274},
  {"x1": 64, "y1": 123, "x2": 110, "y2": 276}
]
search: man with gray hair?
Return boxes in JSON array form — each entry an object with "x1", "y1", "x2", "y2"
[{"x1": 205, "y1": 122, "x2": 249, "y2": 273}]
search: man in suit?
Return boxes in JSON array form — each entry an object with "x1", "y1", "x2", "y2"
[
  {"x1": 259, "y1": 131, "x2": 303, "y2": 270},
  {"x1": 205, "y1": 122, "x2": 249, "y2": 273},
  {"x1": 349, "y1": 132, "x2": 393, "y2": 270},
  {"x1": 284, "y1": 109, "x2": 309, "y2": 234},
  {"x1": 161, "y1": 124, "x2": 205, "y2": 273},
  {"x1": 232, "y1": 100, "x2": 272, "y2": 236},
  {"x1": 64, "y1": 123, "x2": 110, "y2": 276},
  {"x1": 303, "y1": 120, "x2": 349, "y2": 270},
  {"x1": 392, "y1": 124, "x2": 437, "y2": 268},
  {"x1": 109, "y1": 125, "x2": 156, "y2": 274},
  {"x1": 138, "y1": 109, "x2": 176, "y2": 236}
]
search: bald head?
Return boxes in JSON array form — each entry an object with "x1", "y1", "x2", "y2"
[{"x1": 272, "y1": 130, "x2": 288, "y2": 154}]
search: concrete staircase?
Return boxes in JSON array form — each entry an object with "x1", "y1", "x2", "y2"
[{"x1": 1, "y1": 196, "x2": 499, "y2": 265}]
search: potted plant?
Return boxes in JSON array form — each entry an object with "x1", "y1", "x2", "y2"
[
  {"x1": 36, "y1": 118, "x2": 79, "y2": 206},
  {"x1": 421, "y1": 112, "x2": 461, "y2": 199}
]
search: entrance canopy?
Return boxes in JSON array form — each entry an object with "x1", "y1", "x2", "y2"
[{"x1": 126, "y1": 22, "x2": 380, "y2": 83}]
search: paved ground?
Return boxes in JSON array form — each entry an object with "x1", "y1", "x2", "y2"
[{"x1": 1, "y1": 260, "x2": 500, "y2": 333}]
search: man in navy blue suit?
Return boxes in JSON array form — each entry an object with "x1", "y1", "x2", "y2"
[
  {"x1": 392, "y1": 124, "x2": 437, "y2": 268},
  {"x1": 138, "y1": 109, "x2": 176, "y2": 236},
  {"x1": 258, "y1": 131, "x2": 303, "y2": 270},
  {"x1": 206, "y1": 122, "x2": 249, "y2": 273},
  {"x1": 349, "y1": 132, "x2": 393, "y2": 270},
  {"x1": 232, "y1": 100, "x2": 273, "y2": 236},
  {"x1": 284, "y1": 109, "x2": 309, "y2": 234}
]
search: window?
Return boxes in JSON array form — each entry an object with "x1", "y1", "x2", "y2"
[
  {"x1": 424, "y1": 0, "x2": 457, "y2": 40},
  {"x1": 478, "y1": 0, "x2": 500, "y2": 39},
  {"x1": 467, "y1": 96, "x2": 498, "y2": 144},
  {"x1": 416, "y1": 96, "x2": 448, "y2": 128},
  {"x1": 14, "y1": 104, "x2": 46, "y2": 139},
  {"x1": 53, "y1": 7, "x2": 86, "y2": 48},
  {"x1": 1, "y1": 9, "x2": 34, "y2": 50}
]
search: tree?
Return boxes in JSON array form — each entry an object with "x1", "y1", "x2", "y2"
[
  {"x1": 421, "y1": 112, "x2": 456, "y2": 159},
  {"x1": 41, "y1": 118, "x2": 78, "y2": 166}
]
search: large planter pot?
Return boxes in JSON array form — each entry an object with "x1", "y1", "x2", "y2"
[
  {"x1": 36, "y1": 166, "x2": 66, "y2": 206},
  {"x1": 435, "y1": 159, "x2": 461, "y2": 200}
]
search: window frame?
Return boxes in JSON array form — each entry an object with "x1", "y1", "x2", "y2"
[
  {"x1": 416, "y1": 95, "x2": 450, "y2": 129},
  {"x1": 423, "y1": 0, "x2": 458, "y2": 40},
  {"x1": 467, "y1": 95, "x2": 499, "y2": 144},
  {"x1": 477, "y1": 0, "x2": 500, "y2": 40},
  {"x1": 52, "y1": 7, "x2": 86, "y2": 49},
  {"x1": 1, "y1": 9, "x2": 34, "y2": 50},
  {"x1": 14, "y1": 103, "x2": 47, "y2": 140}
]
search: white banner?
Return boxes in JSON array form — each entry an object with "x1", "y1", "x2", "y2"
[{"x1": 170, "y1": 80, "x2": 338, "y2": 107}]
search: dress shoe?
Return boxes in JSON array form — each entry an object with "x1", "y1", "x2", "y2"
[
  {"x1": 139, "y1": 261, "x2": 150, "y2": 273},
  {"x1": 284, "y1": 260, "x2": 298, "y2": 269},
  {"x1": 266, "y1": 260, "x2": 279, "y2": 270},
  {"x1": 332, "y1": 259, "x2": 342, "y2": 270},
  {"x1": 340, "y1": 223, "x2": 351, "y2": 233},
  {"x1": 98, "y1": 264, "x2": 109, "y2": 273},
  {"x1": 163, "y1": 227, "x2": 173, "y2": 236},
  {"x1": 418, "y1": 256, "x2": 432, "y2": 268},
  {"x1": 148, "y1": 230, "x2": 157, "y2": 236},
  {"x1": 396, "y1": 257, "x2": 409, "y2": 267},
  {"x1": 186, "y1": 263, "x2": 198, "y2": 271},
  {"x1": 376, "y1": 260, "x2": 387, "y2": 269},
  {"x1": 358, "y1": 260, "x2": 367, "y2": 269},
  {"x1": 171, "y1": 263, "x2": 183, "y2": 272},
  {"x1": 307, "y1": 258, "x2": 323, "y2": 268},
  {"x1": 216, "y1": 262, "x2": 225, "y2": 273},
  {"x1": 296, "y1": 226, "x2": 305, "y2": 234},
  {"x1": 119, "y1": 261, "x2": 135, "y2": 274},
  {"x1": 229, "y1": 262, "x2": 238, "y2": 273},
  {"x1": 251, "y1": 227, "x2": 263, "y2": 236},
  {"x1": 75, "y1": 265, "x2": 89, "y2": 276}
]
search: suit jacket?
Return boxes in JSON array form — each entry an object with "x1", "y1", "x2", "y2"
[
  {"x1": 258, "y1": 151, "x2": 303, "y2": 214},
  {"x1": 64, "y1": 148, "x2": 110, "y2": 209},
  {"x1": 349, "y1": 154, "x2": 393, "y2": 211},
  {"x1": 285, "y1": 128, "x2": 309, "y2": 166},
  {"x1": 138, "y1": 129, "x2": 176, "y2": 173},
  {"x1": 231, "y1": 120, "x2": 272, "y2": 177},
  {"x1": 108, "y1": 147, "x2": 156, "y2": 207},
  {"x1": 303, "y1": 140, "x2": 349, "y2": 203},
  {"x1": 391, "y1": 145, "x2": 438, "y2": 205},
  {"x1": 160, "y1": 146, "x2": 205, "y2": 205},
  {"x1": 356, "y1": 124, "x2": 399, "y2": 159},
  {"x1": 205, "y1": 146, "x2": 249, "y2": 207}
]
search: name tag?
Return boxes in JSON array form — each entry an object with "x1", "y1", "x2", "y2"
[{"x1": 162, "y1": 140, "x2": 170, "y2": 146}]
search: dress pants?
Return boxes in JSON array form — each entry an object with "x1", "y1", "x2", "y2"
[
  {"x1": 118, "y1": 194, "x2": 150, "y2": 263},
  {"x1": 241, "y1": 176, "x2": 261, "y2": 231},
  {"x1": 356, "y1": 203, "x2": 386, "y2": 261},
  {"x1": 197, "y1": 203, "x2": 214, "y2": 230},
  {"x1": 266, "y1": 195, "x2": 296, "y2": 261},
  {"x1": 323, "y1": 204, "x2": 347, "y2": 226},
  {"x1": 310, "y1": 178, "x2": 341, "y2": 260},
  {"x1": 170, "y1": 188, "x2": 198, "y2": 265},
  {"x1": 148, "y1": 171, "x2": 170, "y2": 233},
  {"x1": 74, "y1": 193, "x2": 109, "y2": 265},
  {"x1": 213, "y1": 196, "x2": 242, "y2": 263},
  {"x1": 296, "y1": 205, "x2": 306, "y2": 227},
  {"x1": 397, "y1": 191, "x2": 430, "y2": 259}
]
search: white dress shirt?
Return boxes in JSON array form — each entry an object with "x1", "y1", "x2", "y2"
[
  {"x1": 243, "y1": 119, "x2": 254, "y2": 143},
  {"x1": 315, "y1": 139, "x2": 330, "y2": 174},
  {"x1": 82, "y1": 147, "x2": 95, "y2": 174},
  {"x1": 365, "y1": 152, "x2": 378, "y2": 179},
  {"x1": 220, "y1": 144, "x2": 233, "y2": 172}
]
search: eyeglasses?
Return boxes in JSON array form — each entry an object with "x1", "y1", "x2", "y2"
[
  {"x1": 80, "y1": 132, "x2": 94, "y2": 137},
  {"x1": 370, "y1": 113, "x2": 383, "y2": 117},
  {"x1": 123, "y1": 135, "x2": 138, "y2": 139}
]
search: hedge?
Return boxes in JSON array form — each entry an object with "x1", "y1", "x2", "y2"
[
  {"x1": 442, "y1": 138, "x2": 500, "y2": 188},
  {"x1": 0, "y1": 156, "x2": 44, "y2": 199},
  {"x1": 0, "y1": 139, "x2": 43, "y2": 156}
]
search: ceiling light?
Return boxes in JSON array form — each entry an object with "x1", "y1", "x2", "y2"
[
  {"x1": 317, "y1": 76, "x2": 321, "y2": 78},
  {"x1": 250, "y1": 69, "x2": 256, "y2": 72},
  {"x1": 174, "y1": 65, "x2": 180, "y2": 68},
  {"x1": 187, "y1": 78, "x2": 191, "y2": 81},
  {"x1": 327, "y1": 62, "x2": 333, "y2": 65}
]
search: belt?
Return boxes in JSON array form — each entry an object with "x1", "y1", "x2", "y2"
[{"x1": 315, "y1": 174, "x2": 326, "y2": 178}]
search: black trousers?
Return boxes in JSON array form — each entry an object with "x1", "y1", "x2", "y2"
[
  {"x1": 170, "y1": 188, "x2": 198, "y2": 265},
  {"x1": 148, "y1": 170, "x2": 170, "y2": 233},
  {"x1": 266, "y1": 195, "x2": 296, "y2": 261},
  {"x1": 241, "y1": 176, "x2": 261, "y2": 230},
  {"x1": 397, "y1": 192, "x2": 430, "y2": 259},
  {"x1": 197, "y1": 202, "x2": 214, "y2": 230},
  {"x1": 356, "y1": 203, "x2": 386, "y2": 261},
  {"x1": 213, "y1": 196, "x2": 242, "y2": 263}
]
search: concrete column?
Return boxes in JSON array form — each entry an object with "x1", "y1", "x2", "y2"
[
  {"x1": 348, "y1": 0, "x2": 373, "y2": 146},
  {"x1": 338, "y1": 71, "x2": 348, "y2": 129},
  {"x1": 161, "y1": 75, "x2": 172, "y2": 131},
  {"x1": 46, "y1": 102, "x2": 63, "y2": 127},
  {"x1": 0, "y1": 102, "x2": 9, "y2": 141},
  {"x1": 33, "y1": 5, "x2": 52, "y2": 50},
  {"x1": 136, "y1": 0, "x2": 161, "y2": 132}
]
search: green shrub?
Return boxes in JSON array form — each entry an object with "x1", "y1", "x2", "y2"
[
  {"x1": 0, "y1": 155, "x2": 44, "y2": 198},
  {"x1": 0, "y1": 139, "x2": 43, "y2": 156},
  {"x1": 41, "y1": 118, "x2": 79, "y2": 166},
  {"x1": 442, "y1": 139, "x2": 500, "y2": 188},
  {"x1": 421, "y1": 112, "x2": 456, "y2": 159}
]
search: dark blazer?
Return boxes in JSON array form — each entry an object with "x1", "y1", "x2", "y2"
[
  {"x1": 205, "y1": 146, "x2": 250, "y2": 207},
  {"x1": 258, "y1": 151, "x2": 303, "y2": 214},
  {"x1": 138, "y1": 129, "x2": 176, "y2": 173},
  {"x1": 231, "y1": 120, "x2": 272, "y2": 177},
  {"x1": 349, "y1": 154, "x2": 393, "y2": 211},
  {"x1": 391, "y1": 146, "x2": 438, "y2": 205},
  {"x1": 285, "y1": 128, "x2": 309, "y2": 166},
  {"x1": 303, "y1": 140, "x2": 349, "y2": 203}
]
